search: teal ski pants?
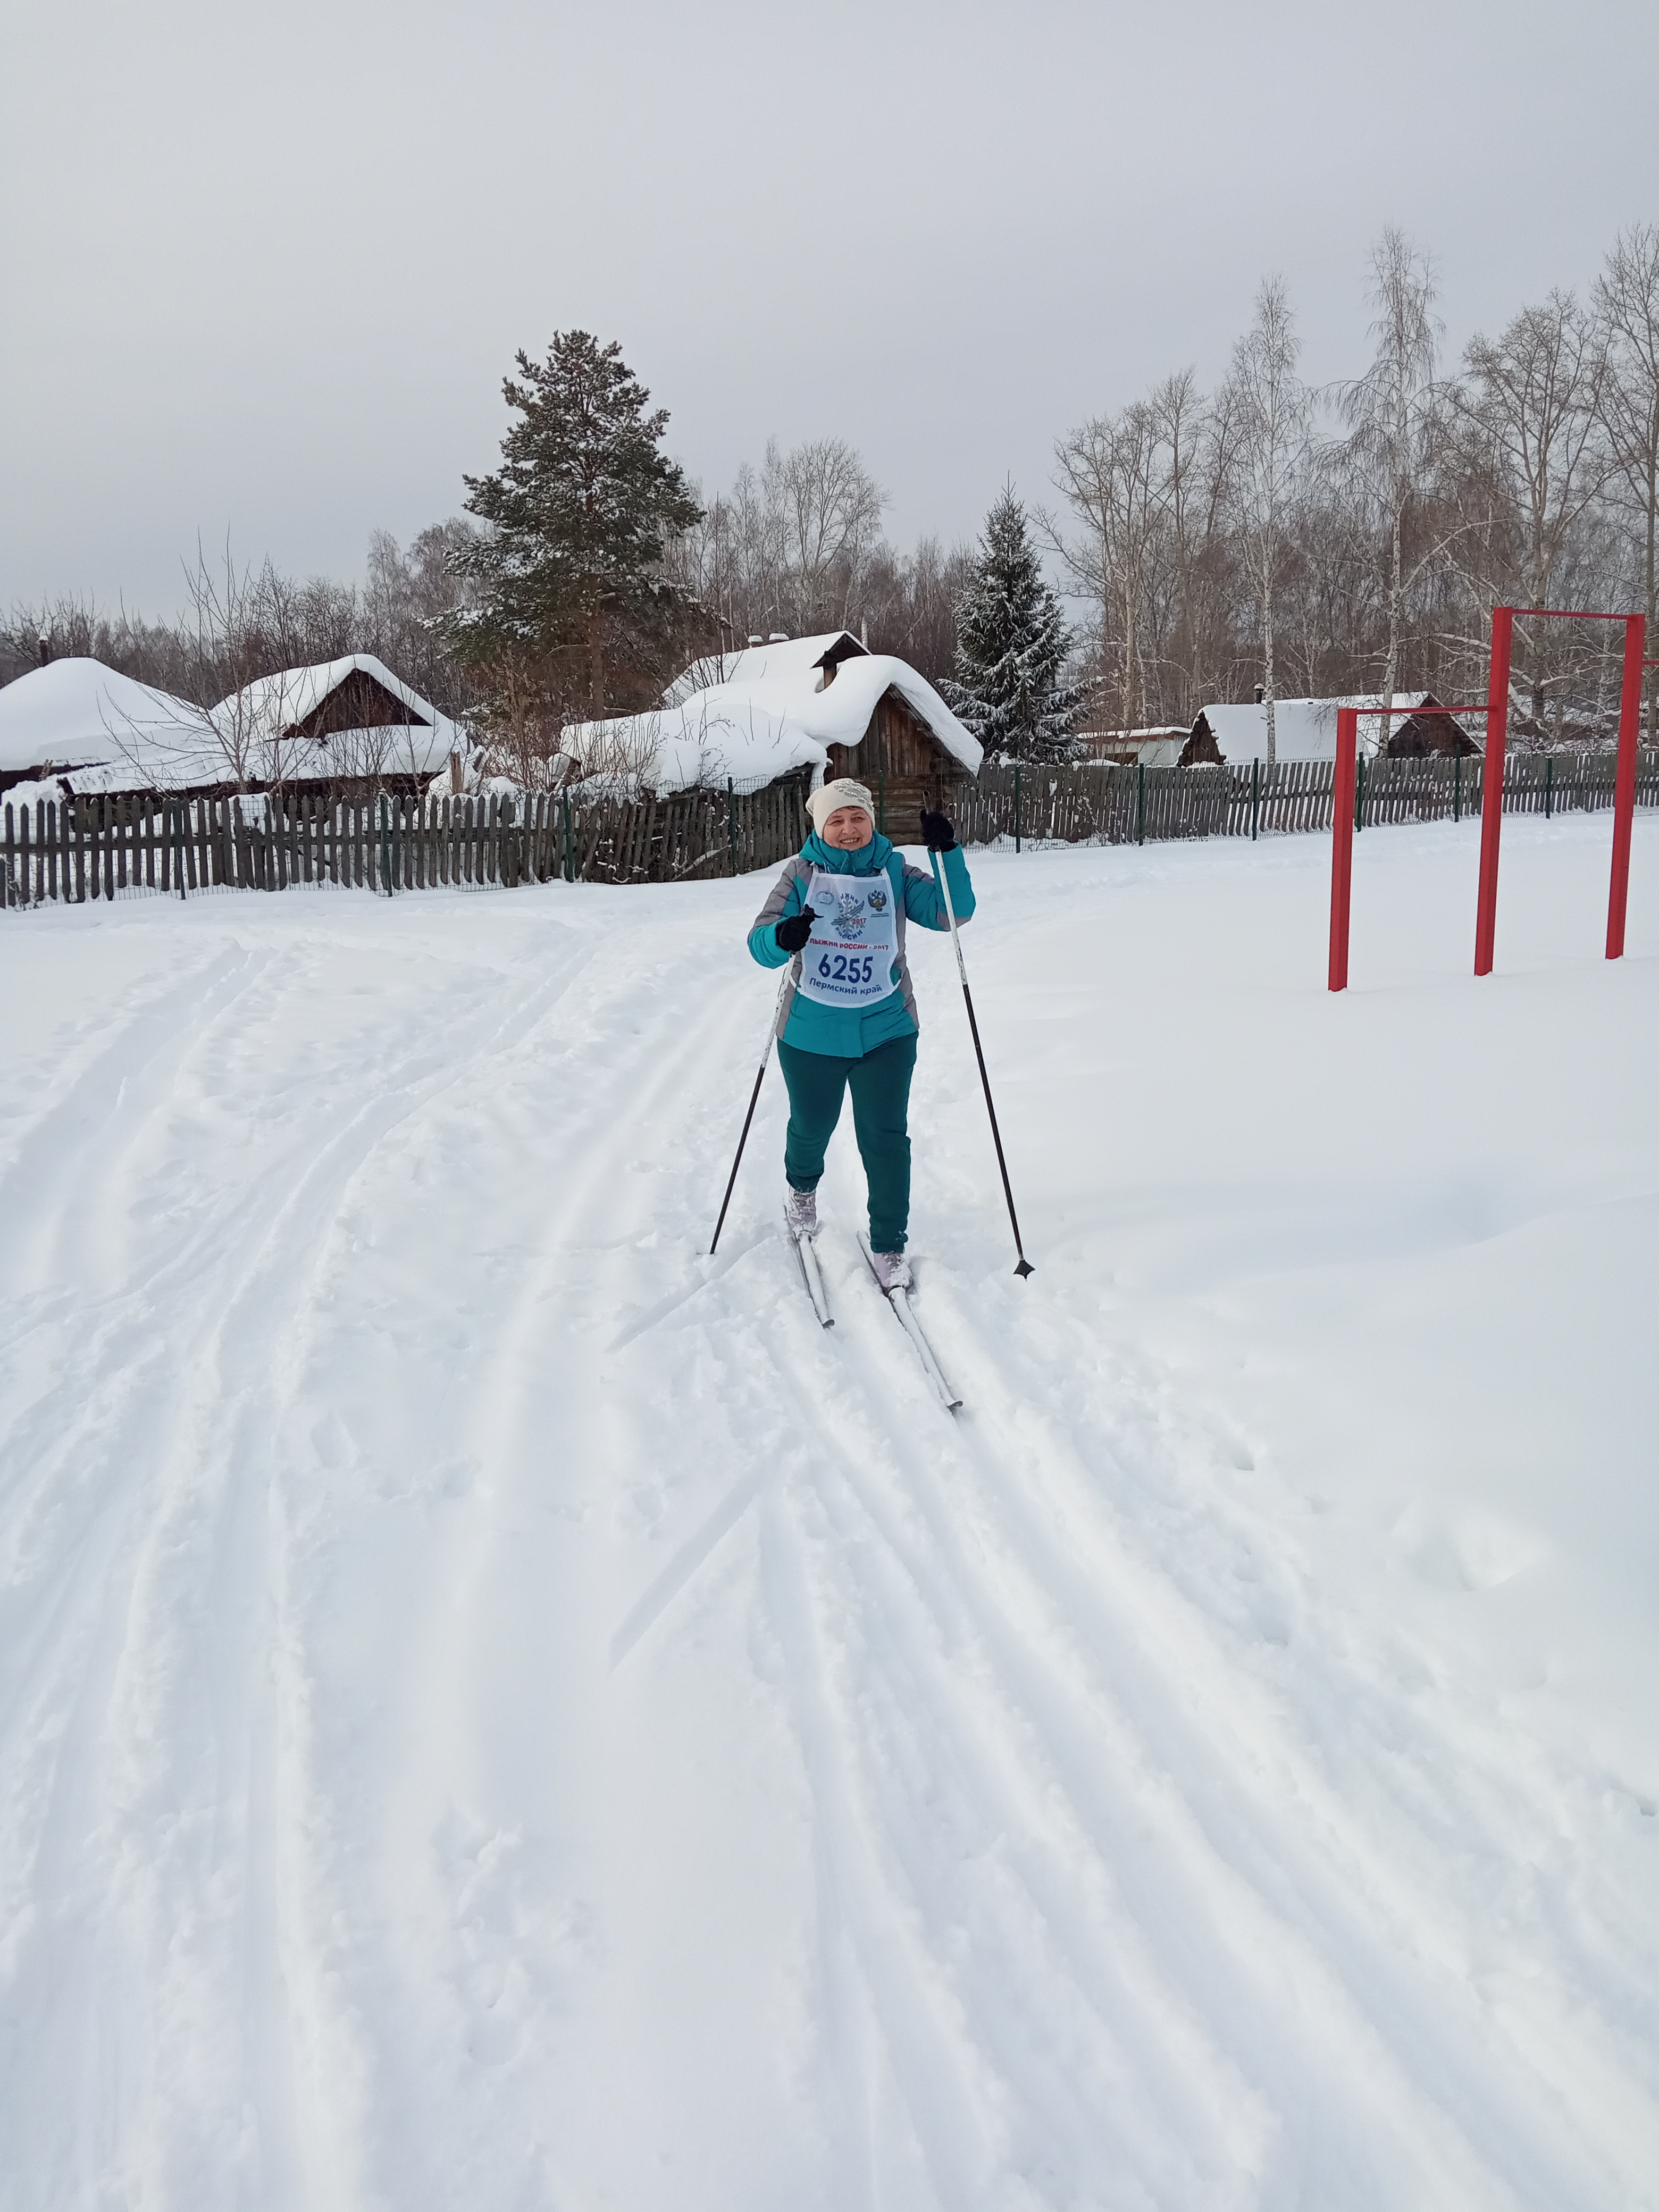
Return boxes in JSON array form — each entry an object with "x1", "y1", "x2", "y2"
[{"x1": 778, "y1": 1034, "x2": 918, "y2": 1253}]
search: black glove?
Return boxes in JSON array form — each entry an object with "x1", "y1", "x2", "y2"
[
  {"x1": 919, "y1": 809, "x2": 957, "y2": 852},
  {"x1": 775, "y1": 904, "x2": 816, "y2": 953}
]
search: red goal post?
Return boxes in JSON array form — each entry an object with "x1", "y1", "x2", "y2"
[{"x1": 1327, "y1": 608, "x2": 1648, "y2": 992}]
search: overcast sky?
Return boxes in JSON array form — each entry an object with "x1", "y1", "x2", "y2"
[{"x1": 4, "y1": 0, "x2": 1655, "y2": 618}]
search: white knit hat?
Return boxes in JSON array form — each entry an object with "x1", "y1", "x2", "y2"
[{"x1": 807, "y1": 777, "x2": 876, "y2": 833}]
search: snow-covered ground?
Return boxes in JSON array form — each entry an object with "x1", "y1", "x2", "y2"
[{"x1": 2, "y1": 814, "x2": 1655, "y2": 2211}]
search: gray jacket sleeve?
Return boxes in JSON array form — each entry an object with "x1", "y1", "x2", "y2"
[{"x1": 748, "y1": 856, "x2": 810, "y2": 1032}]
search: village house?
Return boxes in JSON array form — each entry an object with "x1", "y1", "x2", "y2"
[
  {"x1": 0, "y1": 657, "x2": 206, "y2": 797},
  {"x1": 219, "y1": 655, "x2": 466, "y2": 785},
  {"x1": 0, "y1": 652, "x2": 465, "y2": 800},
  {"x1": 1182, "y1": 691, "x2": 1478, "y2": 766},
  {"x1": 567, "y1": 631, "x2": 982, "y2": 844}
]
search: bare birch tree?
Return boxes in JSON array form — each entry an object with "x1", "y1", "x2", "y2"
[
  {"x1": 1141, "y1": 370, "x2": 1202, "y2": 716},
  {"x1": 765, "y1": 437, "x2": 887, "y2": 633},
  {"x1": 1051, "y1": 400, "x2": 1160, "y2": 728},
  {"x1": 1457, "y1": 291, "x2": 1610, "y2": 731},
  {"x1": 1594, "y1": 225, "x2": 1659, "y2": 738},
  {"x1": 1230, "y1": 278, "x2": 1308, "y2": 762},
  {"x1": 1331, "y1": 228, "x2": 1442, "y2": 745}
]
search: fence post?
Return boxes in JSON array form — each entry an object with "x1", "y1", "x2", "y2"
[
  {"x1": 1251, "y1": 756, "x2": 1259, "y2": 841},
  {"x1": 379, "y1": 794, "x2": 392, "y2": 895},
  {"x1": 1135, "y1": 760, "x2": 1144, "y2": 847},
  {"x1": 1544, "y1": 754, "x2": 1553, "y2": 820},
  {"x1": 171, "y1": 798, "x2": 187, "y2": 900},
  {"x1": 1453, "y1": 743, "x2": 1462, "y2": 822},
  {"x1": 1014, "y1": 758, "x2": 1023, "y2": 853},
  {"x1": 562, "y1": 789, "x2": 574, "y2": 883},
  {"x1": 1355, "y1": 750, "x2": 1365, "y2": 833},
  {"x1": 1606, "y1": 612, "x2": 1647, "y2": 960},
  {"x1": 1474, "y1": 605, "x2": 1513, "y2": 976},
  {"x1": 877, "y1": 770, "x2": 885, "y2": 836},
  {"x1": 727, "y1": 776, "x2": 738, "y2": 878}
]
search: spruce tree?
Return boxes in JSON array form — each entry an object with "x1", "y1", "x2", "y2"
[
  {"x1": 946, "y1": 488, "x2": 1081, "y2": 762},
  {"x1": 447, "y1": 332, "x2": 703, "y2": 717}
]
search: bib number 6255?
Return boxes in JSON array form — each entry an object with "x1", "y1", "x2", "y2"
[{"x1": 818, "y1": 952, "x2": 874, "y2": 984}]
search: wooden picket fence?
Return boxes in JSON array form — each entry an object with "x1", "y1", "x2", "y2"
[
  {"x1": 1, "y1": 779, "x2": 810, "y2": 909},
  {"x1": 4, "y1": 752, "x2": 1654, "y2": 910},
  {"x1": 958, "y1": 749, "x2": 1659, "y2": 848}
]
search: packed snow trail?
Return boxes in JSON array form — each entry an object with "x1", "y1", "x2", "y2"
[{"x1": 2, "y1": 817, "x2": 1656, "y2": 2210}]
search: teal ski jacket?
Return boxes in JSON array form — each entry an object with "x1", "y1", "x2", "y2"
[{"x1": 747, "y1": 830, "x2": 975, "y2": 1057}]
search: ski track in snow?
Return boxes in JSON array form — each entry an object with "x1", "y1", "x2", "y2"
[{"x1": 2, "y1": 819, "x2": 1656, "y2": 2210}]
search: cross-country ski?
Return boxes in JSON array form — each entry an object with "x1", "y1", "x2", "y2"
[
  {"x1": 790, "y1": 1222, "x2": 834, "y2": 1327},
  {"x1": 859, "y1": 1237, "x2": 963, "y2": 1411}
]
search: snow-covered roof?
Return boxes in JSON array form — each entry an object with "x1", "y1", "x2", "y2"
[
  {"x1": 661, "y1": 631, "x2": 864, "y2": 706},
  {"x1": 572, "y1": 640, "x2": 982, "y2": 794},
  {"x1": 1197, "y1": 694, "x2": 1446, "y2": 764},
  {"x1": 214, "y1": 653, "x2": 464, "y2": 774},
  {"x1": 0, "y1": 658, "x2": 206, "y2": 775},
  {"x1": 0, "y1": 653, "x2": 470, "y2": 792}
]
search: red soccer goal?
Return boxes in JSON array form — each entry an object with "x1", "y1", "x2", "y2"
[{"x1": 1328, "y1": 607, "x2": 1649, "y2": 992}]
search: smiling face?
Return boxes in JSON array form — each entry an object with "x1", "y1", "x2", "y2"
[{"x1": 822, "y1": 805, "x2": 874, "y2": 850}]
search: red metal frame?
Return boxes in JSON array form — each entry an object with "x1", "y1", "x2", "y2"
[
  {"x1": 1475, "y1": 608, "x2": 1647, "y2": 974},
  {"x1": 1330, "y1": 610, "x2": 1649, "y2": 992},
  {"x1": 1473, "y1": 609, "x2": 1514, "y2": 976},
  {"x1": 1328, "y1": 703, "x2": 1484, "y2": 991}
]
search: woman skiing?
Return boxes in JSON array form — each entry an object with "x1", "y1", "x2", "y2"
[{"x1": 748, "y1": 776, "x2": 974, "y2": 1290}]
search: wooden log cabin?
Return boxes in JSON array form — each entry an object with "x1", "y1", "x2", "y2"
[
  {"x1": 811, "y1": 637, "x2": 970, "y2": 844},
  {"x1": 575, "y1": 631, "x2": 983, "y2": 841}
]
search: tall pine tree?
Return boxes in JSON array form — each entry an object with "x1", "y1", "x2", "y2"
[
  {"x1": 447, "y1": 332, "x2": 702, "y2": 717},
  {"x1": 946, "y1": 488, "x2": 1081, "y2": 763}
]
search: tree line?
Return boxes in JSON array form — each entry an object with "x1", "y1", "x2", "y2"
[
  {"x1": 6, "y1": 222, "x2": 1655, "y2": 773},
  {"x1": 1050, "y1": 224, "x2": 1659, "y2": 753}
]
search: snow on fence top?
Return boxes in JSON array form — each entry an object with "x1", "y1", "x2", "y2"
[{"x1": 571, "y1": 631, "x2": 983, "y2": 793}]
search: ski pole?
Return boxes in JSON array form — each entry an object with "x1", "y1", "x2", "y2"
[
  {"x1": 933, "y1": 848, "x2": 1034, "y2": 1278},
  {"x1": 709, "y1": 971, "x2": 791, "y2": 1255}
]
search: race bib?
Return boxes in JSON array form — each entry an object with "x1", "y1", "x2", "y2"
[{"x1": 795, "y1": 867, "x2": 899, "y2": 1008}]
